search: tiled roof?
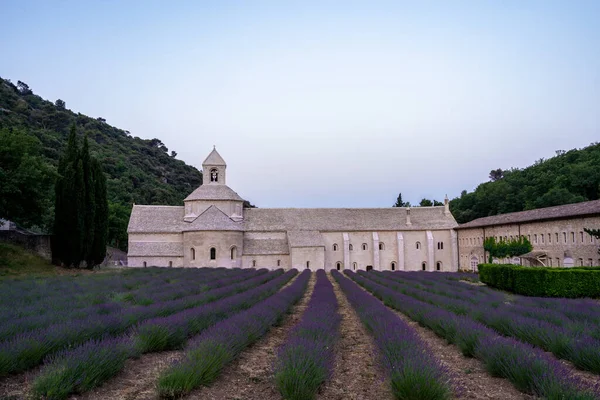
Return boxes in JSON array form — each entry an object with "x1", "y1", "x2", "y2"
[
  {"x1": 182, "y1": 206, "x2": 244, "y2": 232},
  {"x1": 243, "y1": 239, "x2": 289, "y2": 255},
  {"x1": 203, "y1": 147, "x2": 226, "y2": 166},
  {"x1": 127, "y1": 205, "x2": 184, "y2": 233},
  {"x1": 287, "y1": 230, "x2": 324, "y2": 247},
  {"x1": 128, "y1": 205, "x2": 458, "y2": 234},
  {"x1": 456, "y1": 200, "x2": 600, "y2": 229},
  {"x1": 128, "y1": 241, "x2": 183, "y2": 256},
  {"x1": 184, "y1": 184, "x2": 244, "y2": 202},
  {"x1": 244, "y1": 207, "x2": 457, "y2": 231}
]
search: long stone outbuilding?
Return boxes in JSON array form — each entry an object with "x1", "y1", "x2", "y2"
[{"x1": 127, "y1": 147, "x2": 459, "y2": 271}]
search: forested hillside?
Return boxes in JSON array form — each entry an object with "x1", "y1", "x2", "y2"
[
  {"x1": 0, "y1": 77, "x2": 202, "y2": 250},
  {"x1": 450, "y1": 143, "x2": 600, "y2": 223}
]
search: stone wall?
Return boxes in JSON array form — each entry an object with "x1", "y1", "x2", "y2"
[{"x1": 0, "y1": 231, "x2": 52, "y2": 260}]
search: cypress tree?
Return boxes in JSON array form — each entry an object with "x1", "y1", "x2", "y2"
[
  {"x1": 89, "y1": 158, "x2": 108, "y2": 266},
  {"x1": 53, "y1": 124, "x2": 109, "y2": 268},
  {"x1": 81, "y1": 134, "x2": 95, "y2": 268}
]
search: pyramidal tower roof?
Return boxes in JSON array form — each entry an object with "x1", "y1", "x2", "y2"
[{"x1": 203, "y1": 146, "x2": 226, "y2": 166}]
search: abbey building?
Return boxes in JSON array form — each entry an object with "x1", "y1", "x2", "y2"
[{"x1": 127, "y1": 148, "x2": 460, "y2": 271}]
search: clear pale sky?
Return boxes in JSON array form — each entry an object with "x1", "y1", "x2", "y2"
[{"x1": 2, "y1": 1, "x2": 599, "y2": 208}]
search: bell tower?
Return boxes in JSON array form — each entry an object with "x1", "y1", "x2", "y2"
[{"x1": 203, "y1": 146, "x2": 226, "y2": 185}]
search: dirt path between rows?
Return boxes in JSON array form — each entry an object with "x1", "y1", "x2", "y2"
[
  {"x1": 317, "y1": 273, "x2": 393, "y2": 400},
  {"x1": 184, "y1": 271, "x2": 316, "y2": 400},
  {"x1": 350, "y1": 274, "x2": 532, "y2": 400}
]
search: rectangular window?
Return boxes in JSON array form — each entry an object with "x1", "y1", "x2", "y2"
[
  {"x1": 534, "y1": 234, "x2": 537, "y2": 244},
  {"x1": 541, "y1": 234, "x2": 544, "y2": 244},
  {"x1": 555, "y1": 233, "x2": 559, "y2": 242},
  {"x1": 571, "y1": 232, "x2": 575, "y2": 243},
  {"x1": 548, "y1": 233, "x2": 551, "y2": 243},
  {"x1": 580, "y1": 232, "x2": 584, "y2": 243},
  {"x1": 563, "y1": 232, "x2": 567, "y2": 243}
]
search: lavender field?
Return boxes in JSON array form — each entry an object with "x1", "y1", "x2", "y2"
[{"x1": 0, "y1": 267, "x2": 599, "y2": 400}]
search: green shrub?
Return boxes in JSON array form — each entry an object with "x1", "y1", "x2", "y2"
[{"x1": 478, "y1": 264, "x2": 600, "y2": 298}]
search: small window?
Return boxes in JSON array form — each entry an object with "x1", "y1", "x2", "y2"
[
  {"x1": 379, "y1": 243, "x2": 385, "y2": 251},
  {"x1": 534, "y1": 234, "x2": 537, "y2": 244},
  {"x1": 416, "y1": 242, "x2": 421, "y2": 250},
  {"x1": 333, "y1": 243, "x2": 338, "y2": 251},
  {"x1": 277, "y1": 259, "x2": 281, "y2": 267},
  {"x1": 353, "y1": 262, "x2": 357, "y2": 270},
  {"x1": 169, "y1": 261, "x2": 173, "y2": 268},
  {"x1": 541, "y1": 234, "x2": 544, "y2": 244},
  {"x1": 437, "y1": 242, "x2": 444, "y2": 250},
  {"x1": 528, "y1": 235, "x2": 531, "y2": 242},
  {"x1": 252, "y1": 260, "x2": 256, "y2": 267},
  {"x1": 349, "y1": 244, "x2": 353, "y2": 251},
  {"x1": 555, "y1": 233, "x2": 559, "y2": 242},
  {"x1": 581, "y1": 232, "x2": 584, "y2": 243},
  {"x1": 143, "y1": 261, "x2": 147, "y2": 268},
  {"x1": 588, "y1": 258, "x2": 593, "y2": 267},
  {"x1": 571, "y1": 232, "x2": 575, "y2": 243},
  {"x1": 210, "y1": 247, "x2": 216, "y2": 260},
  {"x1": 556, "y1": 258, "x2": 560, "y2": 267},
  {"x1": 362, "y1": 243, "x2": 368, "y2": 251},
  {"x1": 549, "y1": 258, "x2": 553, "y2": 267},
  {"x1": 306, "y1": 261, "x2": 310, "y2": 269},
  {"x1": 436, "y1": 261, "x2": 441, "y2": 271},
  {"x1": 548, "y1": 233, "x2": 551, "y2": 243},
  {"x1": 578, "y1": 258, "x2": 584, "y2": 267},
  {"x1": 231, "y1": 246, "x2": 237, "y2": 260},
  {"x1": 336, "y1": 262, "x2": 342, "y2": 271},
  {"x1": 391, "y1": 261, "x2": 396, "y2": 271},
  {"x1": 421, "y1": 262, "x2": 426, "y2": 271},
  {"x1": 191, "y1": 248, "x2": 195, "y2": 260}
]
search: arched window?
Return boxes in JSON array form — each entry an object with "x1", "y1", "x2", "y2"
[
  {"x1": 578, "y1": 258, "x2": 584, "y2": 267},
  {"x1": 353, "y1": 262, "x2": 357, "y2": 270},
  {"x1": 230, "y1": 246, "x2": 237, "y2": 260},
  {"x1": 379, "y1": 243, "x2": 385, "y2": 251},
  {"x1": 436, "y1": 262, "x2": 442, "y2": 271},
  {"x1": 210, "y1": 168, "x2": 218, "y2": 182},
  {"x1": 391, "y1": 261, "x2": 396, "y2": 271},
  {"x1": 169, "y1": 261, "x2": 173, "y2": 268},
  {"x1": 191, "y1": 248, "x2": 195, "y2": 260},
  {"x1": 333, "y1": 243, "x2": 338, "y2": 251},
  {"x1": 366, "y1": 265, "x2": 373, "y2": 271},
  {"x1": 306, "y1": 261, "x2": 310, "y2": 269},
  {"x1": 437, "y1": 242, "x2": 444, "y2": 250},
  {"x1": 143, "y1": 261, "x2": 147, "y2": 268},
  {"x1": 362, "y1": 243, "x2": 368, "y2": 251},
  {"x1": 470, "y1": 256, "x2": 478, "y2": 271},
  {"x1": 277, "y1": 259, "x2": 281, "y2": 267},
  {"x1": 416, "y1": 242, "x2": 421, "y2": 250},
  {"x1": 349, "y1": 244, "x2": 353, "y2": 251},
  {"x1": 421, "y1": 262, "x2": 426, "y2": 271},
  {"x1": 252, "y1": 260, "x2": 256, "y2": 267},
  {"x1": 336, "y1": 262, "x2": 342, "y2": 271},
  {"x1": 210, "y1": 247, "x2": 216, "y2": 260}
]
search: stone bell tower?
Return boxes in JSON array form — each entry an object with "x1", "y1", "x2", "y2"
[{"x1": 203, "y1": 146, "x2": 227, "y2": 185}]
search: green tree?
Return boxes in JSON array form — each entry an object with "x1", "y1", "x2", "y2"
[
  {"x1": 393, "y1": 193, "x2": 409, "y2": 207},
  {"x1": 53, "y1": 125, "x2": 108, "y2": 268},
  {"x1": 108, "y1": 202, "x2": 131, "y2": 251},
  {"x1": 584, "y1": 228, "x2": 600, "y2": 255},
  {"x1": 419, "y1": 199, "x2": 433, "y2": 207},
  {"x1": 0, "y1": 128, "x2": 54, "y2": 229}
]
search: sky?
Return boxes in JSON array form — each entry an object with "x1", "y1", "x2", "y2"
[{"x1": 1, "y1": 1, "x2": 599, "y2": 208}]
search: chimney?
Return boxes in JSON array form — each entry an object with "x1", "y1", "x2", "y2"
[
  {"x1": 444, "y1": 195, "x2": 450, "y2": 215},
  {"x1": 406, "y1": 207, "x2": 412, "y2": 225}
]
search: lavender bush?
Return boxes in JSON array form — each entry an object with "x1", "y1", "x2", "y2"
[
  {"x1": 157, "y1": 269, "x2": 311, "y2": 399},
  {"x1": 274, "y1": 270, "x2": 340, "y2": 400},
  {"x1": 333, "y1": 270, "x2": 453, "y2": 400}
]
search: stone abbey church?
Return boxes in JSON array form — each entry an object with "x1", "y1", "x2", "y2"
[
  {"x1": 128, "y1": 148, "x2": 459, "y2": 271},
  {"x1": 128, "y1": 148, "x2": 600, "y2": 271}
]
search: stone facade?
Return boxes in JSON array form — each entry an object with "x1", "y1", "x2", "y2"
[
  {"x1": 127, "y1": 147, "x2": 460, "y2": 271},
  {"x1": 456, "y1": 201, "x2": 600, "y2": 271}
]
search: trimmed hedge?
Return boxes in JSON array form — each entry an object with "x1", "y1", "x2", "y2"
[{"x1": 478, "y1": 264, "x2": 600, "y2": 298}]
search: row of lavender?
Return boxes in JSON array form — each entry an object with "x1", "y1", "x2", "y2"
[
  {"x1": 373, "y1": 271, "x2": 600, "y2": 374},
  {"x1": 30, "y1": 269, "x2": 299, "y2": 399},
  {"x1": 274, "y1": 269, "x2": 340, "y2": 400},
  {"x1": 156, "y1": 269, "x2": 311, "y2": 399},
  {"x1": 0, "y1": 268, "x2": 276, "y2": 377},
  {"x1": 332, "y1": 270, "x2": 454, "y2": 400},
  {"x1": 350, "y1": 271, "x2": 599, "y2": 399},
  {"x1": 0, "y1": 268, "x2": 254, "y2": 342}
]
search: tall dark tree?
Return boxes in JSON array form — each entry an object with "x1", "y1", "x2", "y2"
[
  {"x1": 53, "y1": 125, "x2": 108, "y2": 268},
  {"x1": 489, "y1": 168, "x2": 504, "y2": 181},
  {"x1": 393, "y1": 193, "x2": 409, "y2": 207},
  {"x1": 81, "y1": 135, "x2": 95, "y2": 264},
  {"x1": 89, "y1": 158, "x2": 108, "y2": 266},
  {"x1": 55, "y1": 99, "x2": 66, "y2": 109}
]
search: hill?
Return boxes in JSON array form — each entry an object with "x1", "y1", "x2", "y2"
[
  {"x1": 0, "y1": 78, "x2": 202, "y2": 250},
  {"x1": 450, "y1": 143, "x2": 600, "y2": 223}
]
